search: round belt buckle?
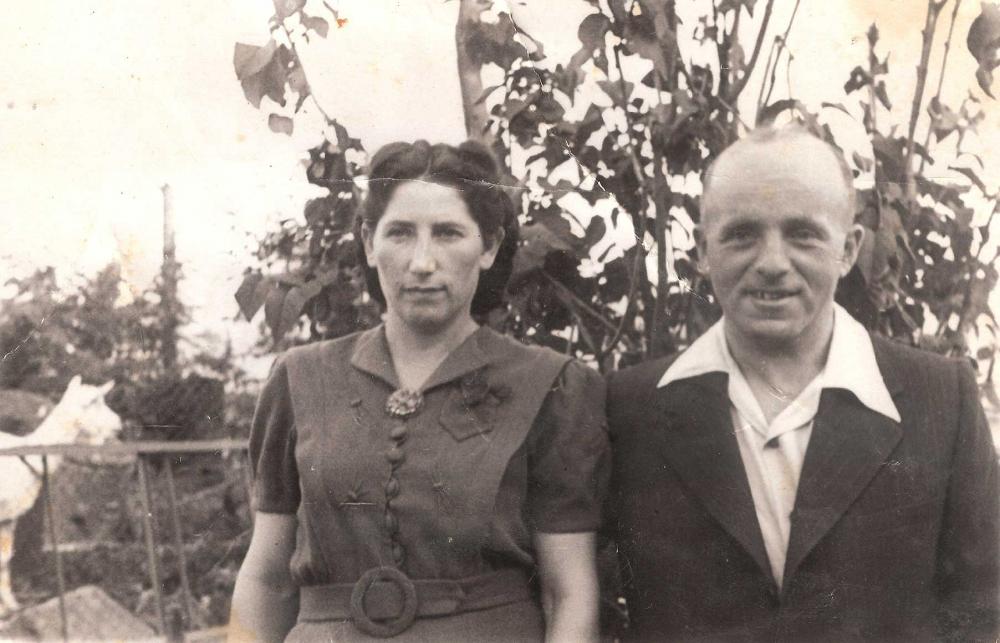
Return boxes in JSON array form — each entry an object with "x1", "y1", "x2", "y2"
[{"x1": 350, "y1": 566, "x2": 418, "y2": 638}]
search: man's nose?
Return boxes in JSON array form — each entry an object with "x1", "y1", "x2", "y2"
[
  {"x1": 408, "y1": 236, "x2": 437, "y2": 274},
  {"x1": 754, "y1": 232, "x2": 791, "y2": 278}
]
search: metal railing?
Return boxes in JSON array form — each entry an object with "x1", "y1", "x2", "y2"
[{"x1": 0, "y1": 439, "x2": 250, "y2": 642}]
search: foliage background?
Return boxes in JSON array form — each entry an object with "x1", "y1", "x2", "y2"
[{"x1": 234, "y1": 0, "x2": 1000, "y2": 387}]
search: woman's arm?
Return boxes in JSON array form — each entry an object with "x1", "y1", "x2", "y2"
[
  {"x1": 534, "y1": 531, "x2": 600, "y2": 643},
  {"x1": 229, "y1": 512, "x2": 299, "y2": 643}
]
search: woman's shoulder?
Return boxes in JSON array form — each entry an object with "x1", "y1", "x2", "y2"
[
  {"x1": 477, "y1": 328, "x2": 602, "y2": 391},
  {"x1": 280, "y1": 327, "x2": 377, "y2": 369},
  {"x1": 478, "y1": 327, "x2": 568, "y2": 366}
]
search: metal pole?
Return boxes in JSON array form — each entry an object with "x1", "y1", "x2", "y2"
[
  {"x1": 136, "y1": 456, "x2": 167, "y2": 634},
  {"x1": 241, "y1": 452, "x2": 255, "y2": 523},
  {"x1": 163, "y1": 457, "x2": 194, "y2": 628},
  {"x1": 41, "y1": 456, "x2": 68, "y2": 643}
]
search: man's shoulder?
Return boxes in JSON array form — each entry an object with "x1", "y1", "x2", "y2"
[
  {"x1": 869, "y1": 334, "x2": 965, "y2": 389},
  {"x1": 607, "y1": 353, "x2": 680, "y2": 400}
]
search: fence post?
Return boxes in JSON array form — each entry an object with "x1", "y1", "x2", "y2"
[
  {"x1": 163, "y1": 457, "x2": 194, "y2": 628},
  {"x1": 136, "y1": 456, "x2": 167, "y2": 634},
  {"x1": 41, "y1": 455, "x2": 68, "y2": 643}
]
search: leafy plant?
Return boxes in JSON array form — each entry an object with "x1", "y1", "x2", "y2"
[{"x1": 233, "y1": 0, "x2": 1000, "y2": 376}]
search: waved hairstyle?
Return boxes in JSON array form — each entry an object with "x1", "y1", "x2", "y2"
[{"x1": 355, "y1": 140, "x2": 520, "y2": 316}]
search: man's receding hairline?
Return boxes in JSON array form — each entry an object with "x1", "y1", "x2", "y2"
[{"x1": 702, "y1": 126, "x2": 856, "y2": 224}]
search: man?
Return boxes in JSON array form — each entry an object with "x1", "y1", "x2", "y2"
[{"x1": 606, "y1": 126, "x2": 999, "y2": 641}]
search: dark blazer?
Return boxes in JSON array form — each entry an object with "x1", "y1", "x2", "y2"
[{"x1": 607, "y1": 335, "x2": 999, "y2": 642}]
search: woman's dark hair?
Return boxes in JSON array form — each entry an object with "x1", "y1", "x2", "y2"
[{"x1": 355, "y1": 139, "x2": 520, "y2": 316}]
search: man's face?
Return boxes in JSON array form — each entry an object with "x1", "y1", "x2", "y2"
[{"x1": 697, "y1": 135, "x2": 863, "y2": 352}]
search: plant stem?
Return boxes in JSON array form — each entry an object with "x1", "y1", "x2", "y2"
[
  {"x1": 727, "y1": 0, "x2": 776, "y2": 103},
  {"x1": 919, "y1": 0, "x2": 964, "y2": 175},
  {"x1": 904, "y1": 0, "x2": 946, "y2": 204},
  {"x1": 281, "y1": 24, "x2": 334, "y2": 124}
]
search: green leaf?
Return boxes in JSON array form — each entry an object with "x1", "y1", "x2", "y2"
[
  {"x1": 302, "y1": 14, "x2": 330, "y2": 38},
  {"x1": 264, "y1": 286, "x2": 288, "y2": 340},
  {"x1": 233, "y1": 41, "x2": 277, "y2": 81},
  {"x1": 234, "y1": 272, "x2": 269, "y2": 321},
  {"x1": 280, "y1": 286, "x2": 309, "y2": 337},
  {"x1": 968, "y1": 3, "x2": 1000, "y2": 98},
  {"x1": 582, "y1": 216, "x2": 607, "y2": 255},
  {"x1": 268, "y1": 113, "x2": 294, "y2": 136},
  {"x1": 874, "y1": 81, "x2": 892, "y2": 110},
  {"x1": 949, "y1": 165, "x2": 988, "y2": 192},
  {"x1": 578, "y1": 12, "x2": 611, "y2": 52},
  {"x1": 234, "y1": 42, "x2": 290, "y2": 108},
  {"x1": 272, "y1": 0, "x2": 305, "y2": 20}
]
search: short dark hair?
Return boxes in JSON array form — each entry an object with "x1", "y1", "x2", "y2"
[{"x1": 354, "y1": 140, "x2": 520, "y2": 316}]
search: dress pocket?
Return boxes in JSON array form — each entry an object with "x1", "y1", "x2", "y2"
[{"x1": 439, "y1": 388, "x2": 494, "y2": 441}]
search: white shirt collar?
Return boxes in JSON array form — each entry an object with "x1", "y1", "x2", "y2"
[{"x1": 657, "y1": 304, "x2": 901, "y2": 423}]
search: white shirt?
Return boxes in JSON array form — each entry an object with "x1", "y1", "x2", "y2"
[{"x1": 657, "y1": 304, "x2": 900, "y2": 588}]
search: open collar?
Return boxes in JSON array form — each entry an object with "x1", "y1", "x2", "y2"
[
  {"x1": 657, "y1": 304, "x2": 900, "y2": 423},
  {"x1": 348, "y1": 324, "x2": 492, "y2": 392}
]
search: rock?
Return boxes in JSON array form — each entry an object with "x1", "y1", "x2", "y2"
[{"x1": 0, "y1": 584, "x2": 157, "y2": 641}]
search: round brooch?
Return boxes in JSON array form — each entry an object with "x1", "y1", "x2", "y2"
[{"x1": 385, "y1": 388, "x2": 424, "y2": 418}]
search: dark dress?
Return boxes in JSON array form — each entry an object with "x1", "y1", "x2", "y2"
[{"x1": 249, "y1": 325, "x2": 610, "y2": 641}]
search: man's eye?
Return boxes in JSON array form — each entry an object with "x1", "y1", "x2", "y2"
[
  {"x1": 722, "y1": 229, "x2": 756, "y2": 244},
  {"x1": 788, "y1": 228, "x2": 821, "y2": 241},
  {"x1": 385, "y1": 227, "x2": 410, "y2": 238}
]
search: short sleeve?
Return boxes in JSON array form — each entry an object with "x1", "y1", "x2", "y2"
[
  {"x1": 526, "y1": 360, "x2": 611, "y2": 533},
  {"x1": 247, "y1": 357, "x2": 301, "y2": 513}
]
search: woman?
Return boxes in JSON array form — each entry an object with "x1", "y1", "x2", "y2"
[{"x1": 230, "y1": 140, "x2": 609, "y2": 642}]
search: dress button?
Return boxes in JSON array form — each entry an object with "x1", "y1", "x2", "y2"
[
  {"x1": 392, "y1": 543, "x2": 405, "y2": 564},
  {"x1": 385, "y1": 512, "x2": 399, "y2": 534},
  {"x1": 390, "y1": 424, "x2": 408, "y2": 441},
  {"x1": 385, "y1": 478, "x2": 400, "y2": 499},
  {"x1": 386, "y1": 446, "x2": 406, "y2": 465}
]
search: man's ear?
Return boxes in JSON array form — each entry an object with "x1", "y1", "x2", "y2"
[
  {"x1": 361, "y1": 223, "x2": 377, "y2": 268},
  {"x1": 694, "y1": 226, "x2": 710, "y2": 275},
  {"x1": 839, "y1": 223, "x2": 865, "y2": 277},
  {"x1": 479, "y1": 228, "x2": 505, "y2": 271}
]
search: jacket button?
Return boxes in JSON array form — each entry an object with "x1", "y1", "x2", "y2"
[
  {"x1": 385, "y1": 478, "x2": 400, "y2": 499},
  {"x1": 386, "y1": 446, "x2": 405, "y2": 465},
  {"x1": 384, "y1": 512, "x2": 399, "y2": 534},
  {"x1": 390, "y1": 424, "x2": 408, "y2": 441},
  {"x1": 392, "y1": 543, "x2": 405, "y2": 565}
]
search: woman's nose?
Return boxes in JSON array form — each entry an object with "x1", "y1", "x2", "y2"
[{"x1": 408, "y1": 237, "x2": 437, "y2": 274}]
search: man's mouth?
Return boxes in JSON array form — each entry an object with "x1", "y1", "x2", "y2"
[{"x1": 746, "y1": 288, "x2": 797, "y2": 301}]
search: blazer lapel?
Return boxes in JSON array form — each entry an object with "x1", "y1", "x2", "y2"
[
  {"x1": 783, "y1": 387, "x2": 903, "y2": 583},
  {"x1": 656, "y1": 373, "x2": 774, "y2": 583}
]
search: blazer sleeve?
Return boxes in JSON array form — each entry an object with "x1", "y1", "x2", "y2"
[{"x1": 935, "y1": 359, "x2": 999, "y2": 641}]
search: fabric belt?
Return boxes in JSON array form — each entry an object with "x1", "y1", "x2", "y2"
[{"x1": 298, "y1": 567, "x2": 533, "y2": 636}]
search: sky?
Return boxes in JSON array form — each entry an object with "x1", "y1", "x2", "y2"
[{"x1": 1, "y1": 0, "x2": 997, "y2": 364}]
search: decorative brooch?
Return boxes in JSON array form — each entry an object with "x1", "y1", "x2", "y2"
[
  {"x1": 460, "y1": 369, "x2": 512, "y2": 408},
  {"x1": 385, "y1": 388, "x2": 424, "y2": 418}
]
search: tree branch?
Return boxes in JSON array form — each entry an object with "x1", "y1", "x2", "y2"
[
  {"x1": 727, "y1": 0, "x2": 776, "y2": 103},
  {"x1": 919, "y1": 0, "x2": 964, "y2": 175},
  {"x1": 456, "y1": 0, "x2": 496, "y2": 146},
  {"x1": 904, "y1": 0, "x2": 946, "y2": 201}
]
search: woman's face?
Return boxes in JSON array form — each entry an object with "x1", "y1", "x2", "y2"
[{"x1": 363, "y1": 181, "x2": 500, "y2": 335}]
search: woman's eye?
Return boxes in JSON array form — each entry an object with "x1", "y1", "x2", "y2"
[{"x1": 436, "y1": 228, "x2": 463, "y2": 239}]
